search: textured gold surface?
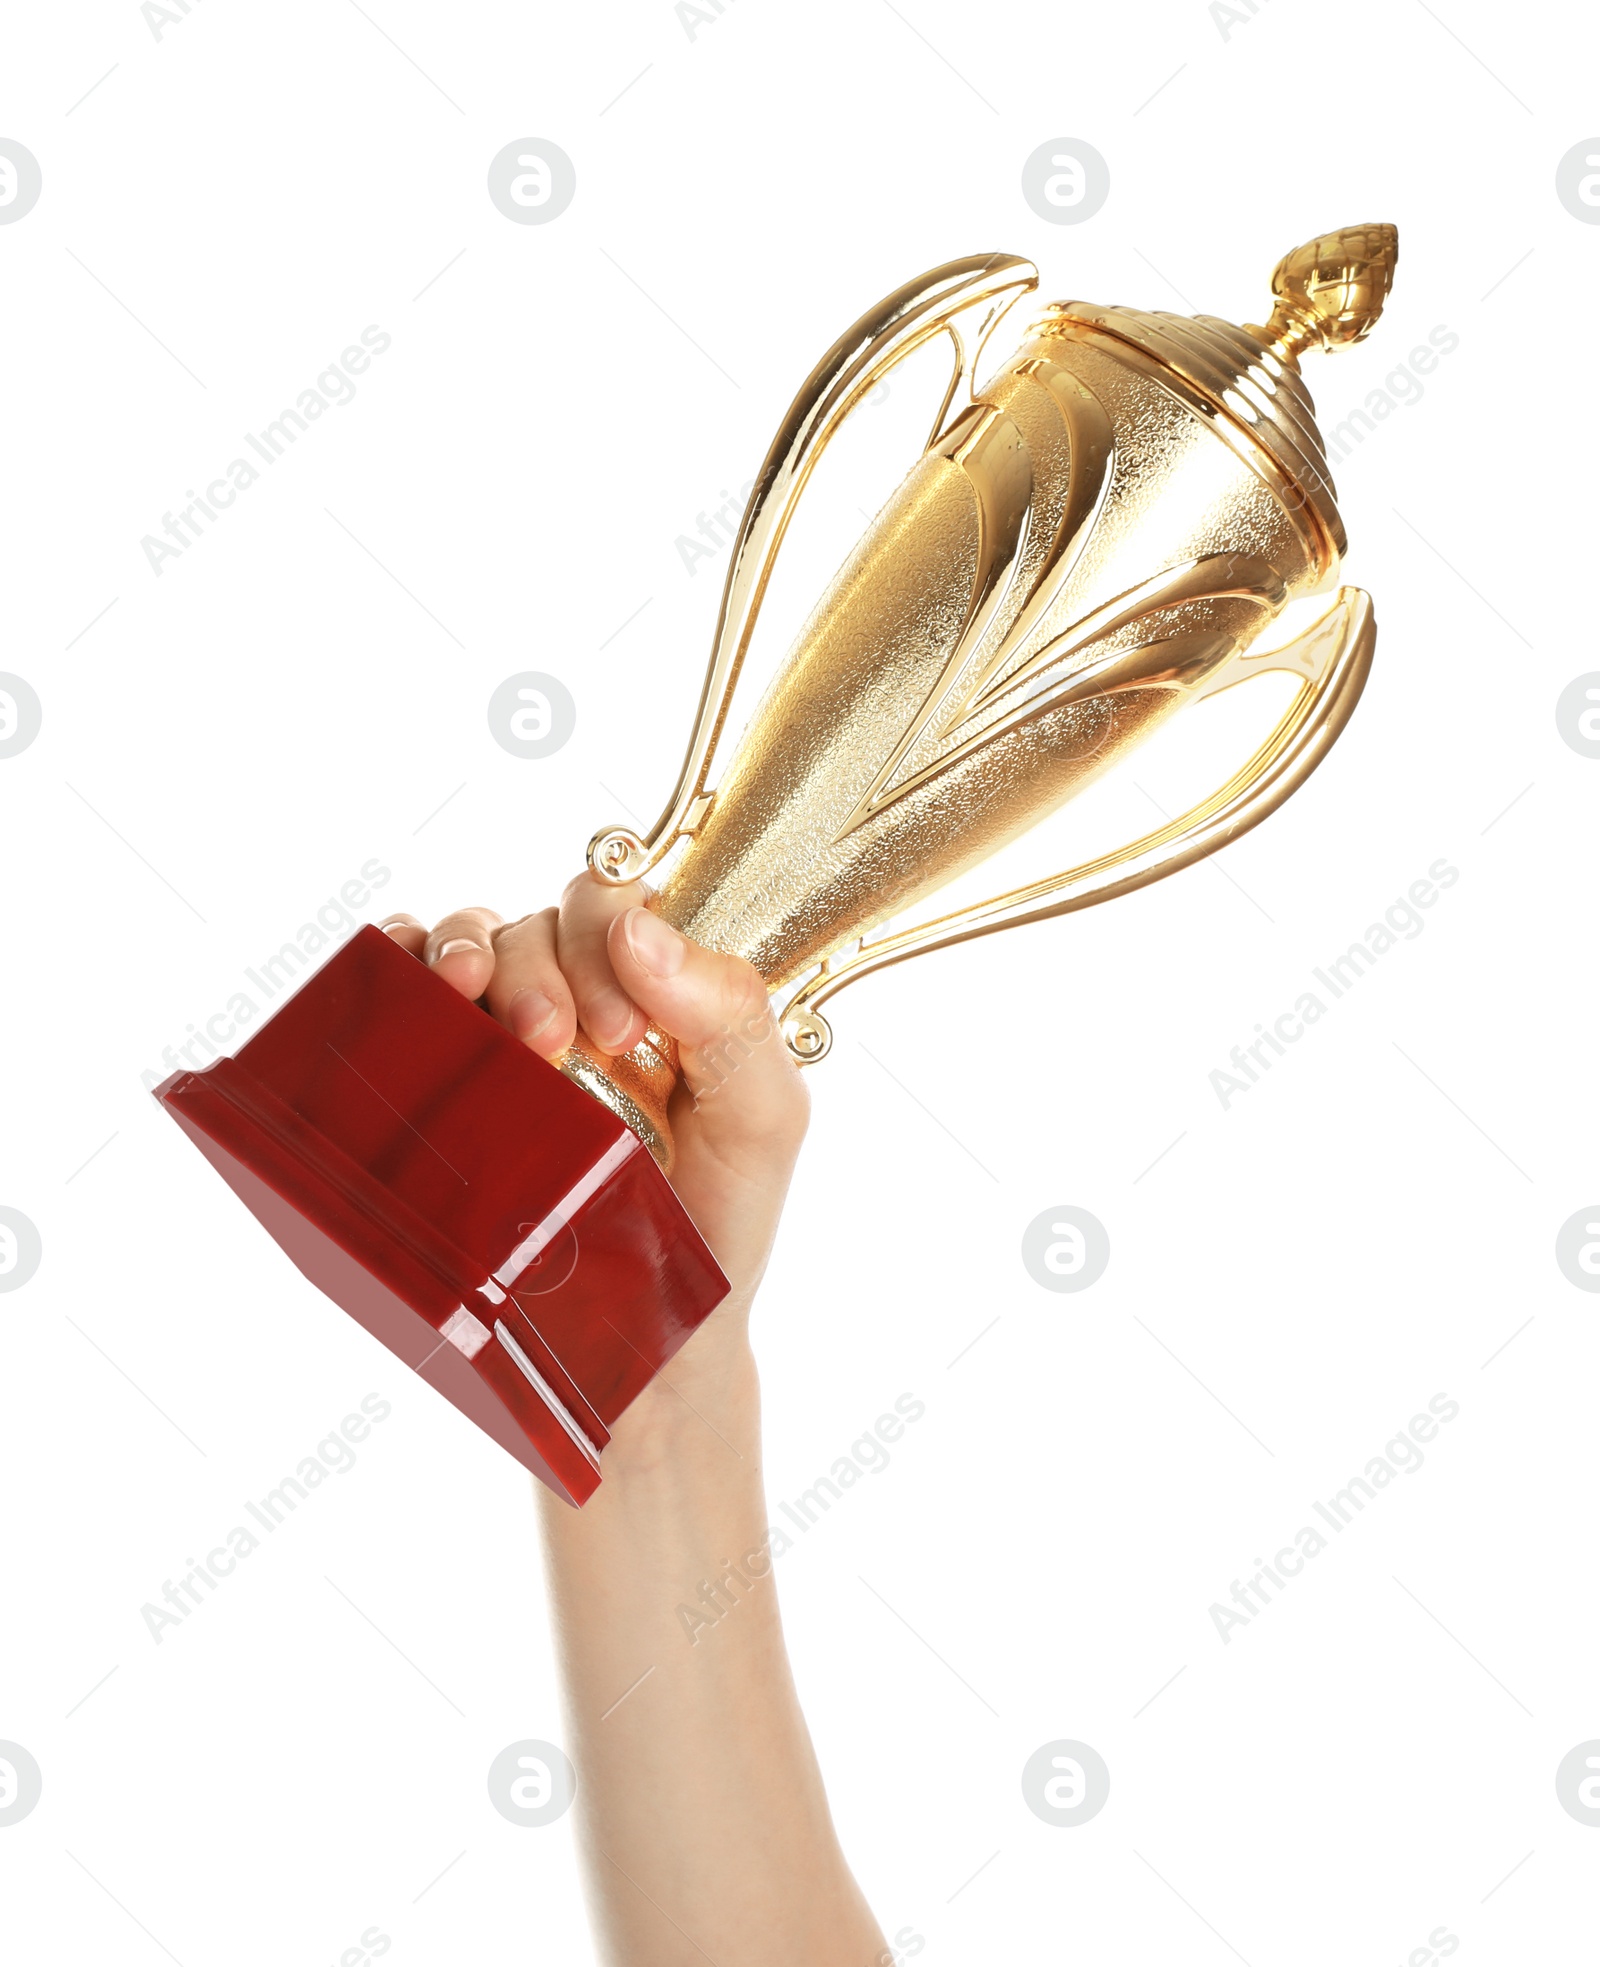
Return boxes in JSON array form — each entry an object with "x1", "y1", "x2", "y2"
[
  {"x1": 579, "y1": 227, "x2": 1398, "y2": 1163},
  {"x1": 559, "y1": 1033, "x2": 678, "y2": 1169}
]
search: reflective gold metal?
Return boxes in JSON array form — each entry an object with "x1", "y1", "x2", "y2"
[{"x1": 576, "y1": 225, "x2": 1399, "y2": 1164}]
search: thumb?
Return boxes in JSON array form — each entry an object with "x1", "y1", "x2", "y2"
[{"x1": 606, "y1": 906, "x2": 806, "y2": 1144}]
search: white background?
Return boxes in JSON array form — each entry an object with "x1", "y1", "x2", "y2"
[{"x1": 2, "y1": 1, "x2": 1596, "y2": 1961}]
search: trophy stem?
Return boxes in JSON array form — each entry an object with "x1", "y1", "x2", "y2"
[{"x1": 558, "y1": 1029, "x2": 682, "y2": 1173}]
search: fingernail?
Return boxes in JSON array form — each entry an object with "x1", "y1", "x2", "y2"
[
  {"x1": 379, "y1": 916, "x2": 408, "y2": 937},
  {"x1": 437, "y1": 938, "x2": 481, "y2": 961},
  {"x1": 623, "y1": 907, "x2": 687, "y2": 979},
  {"x1": 588, "y1": 986, "x2": 637, "y2": 1048},
  {"x1": 509, "y1": 987, "x2": 558, "y2": 1042}
]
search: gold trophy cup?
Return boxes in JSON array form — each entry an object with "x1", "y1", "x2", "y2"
[
  {"x1": 152, "y1": 224, "x2": 1402, "y2": 1502},
  {"x1": 569, "y1": 226, "x2": 1400, "y2": 1165}
]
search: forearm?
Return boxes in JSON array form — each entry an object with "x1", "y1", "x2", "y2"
[
  {"x1": 537, "y1": 1318, "x2": 886, "y2": 1966},
  {"x1": 398, "y1": 891, "x2": 869, "y2": 1957}
]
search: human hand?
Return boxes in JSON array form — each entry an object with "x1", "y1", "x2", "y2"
[{"x1": 379, "y1": 875, "x2": 809, "y2": 1346}]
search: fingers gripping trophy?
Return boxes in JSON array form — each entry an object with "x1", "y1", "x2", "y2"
[{"x1": 157, "y1": 225, "x2": 1400, "y2": 1502}]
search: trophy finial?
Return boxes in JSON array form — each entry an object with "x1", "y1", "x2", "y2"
[{"x1": 1247, "y1": 222, "x2": 1399, "y2": 365}]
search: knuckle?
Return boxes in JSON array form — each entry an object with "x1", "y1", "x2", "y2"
[
  {"x1": 490, "y1": 918, "x2": 571, "y2": 996},
  {"x1": 491, "y1": 912, "x2": 547, "y2": 958},
  {"x1": 431, "y1": 907, "x2": 497, "y2": 948}
]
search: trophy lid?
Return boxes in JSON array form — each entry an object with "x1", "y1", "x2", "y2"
[{"x1": 1032, "y1": 224, "x2": 1400, "y2": 570}]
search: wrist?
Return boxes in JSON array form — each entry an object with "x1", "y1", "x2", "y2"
[{"x1": 600, "y1": 1312, "x2": 759, "y2": 1479}]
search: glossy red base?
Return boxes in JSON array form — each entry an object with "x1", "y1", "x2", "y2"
[{"x1": 154, "y1": 925, "x2": 727, "y2": 1505}]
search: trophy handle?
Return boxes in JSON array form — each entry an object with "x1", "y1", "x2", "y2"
[
  {"x1": 776, "y1": 587, "x2": 1376, "y2": 1062},
  {"x1": 588, "y1": 253, "x2": 1040, "y2": 885}
]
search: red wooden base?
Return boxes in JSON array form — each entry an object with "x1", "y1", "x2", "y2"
[{"x1": 154, "y1": 925, "x2": 727, "y2": 1505}]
